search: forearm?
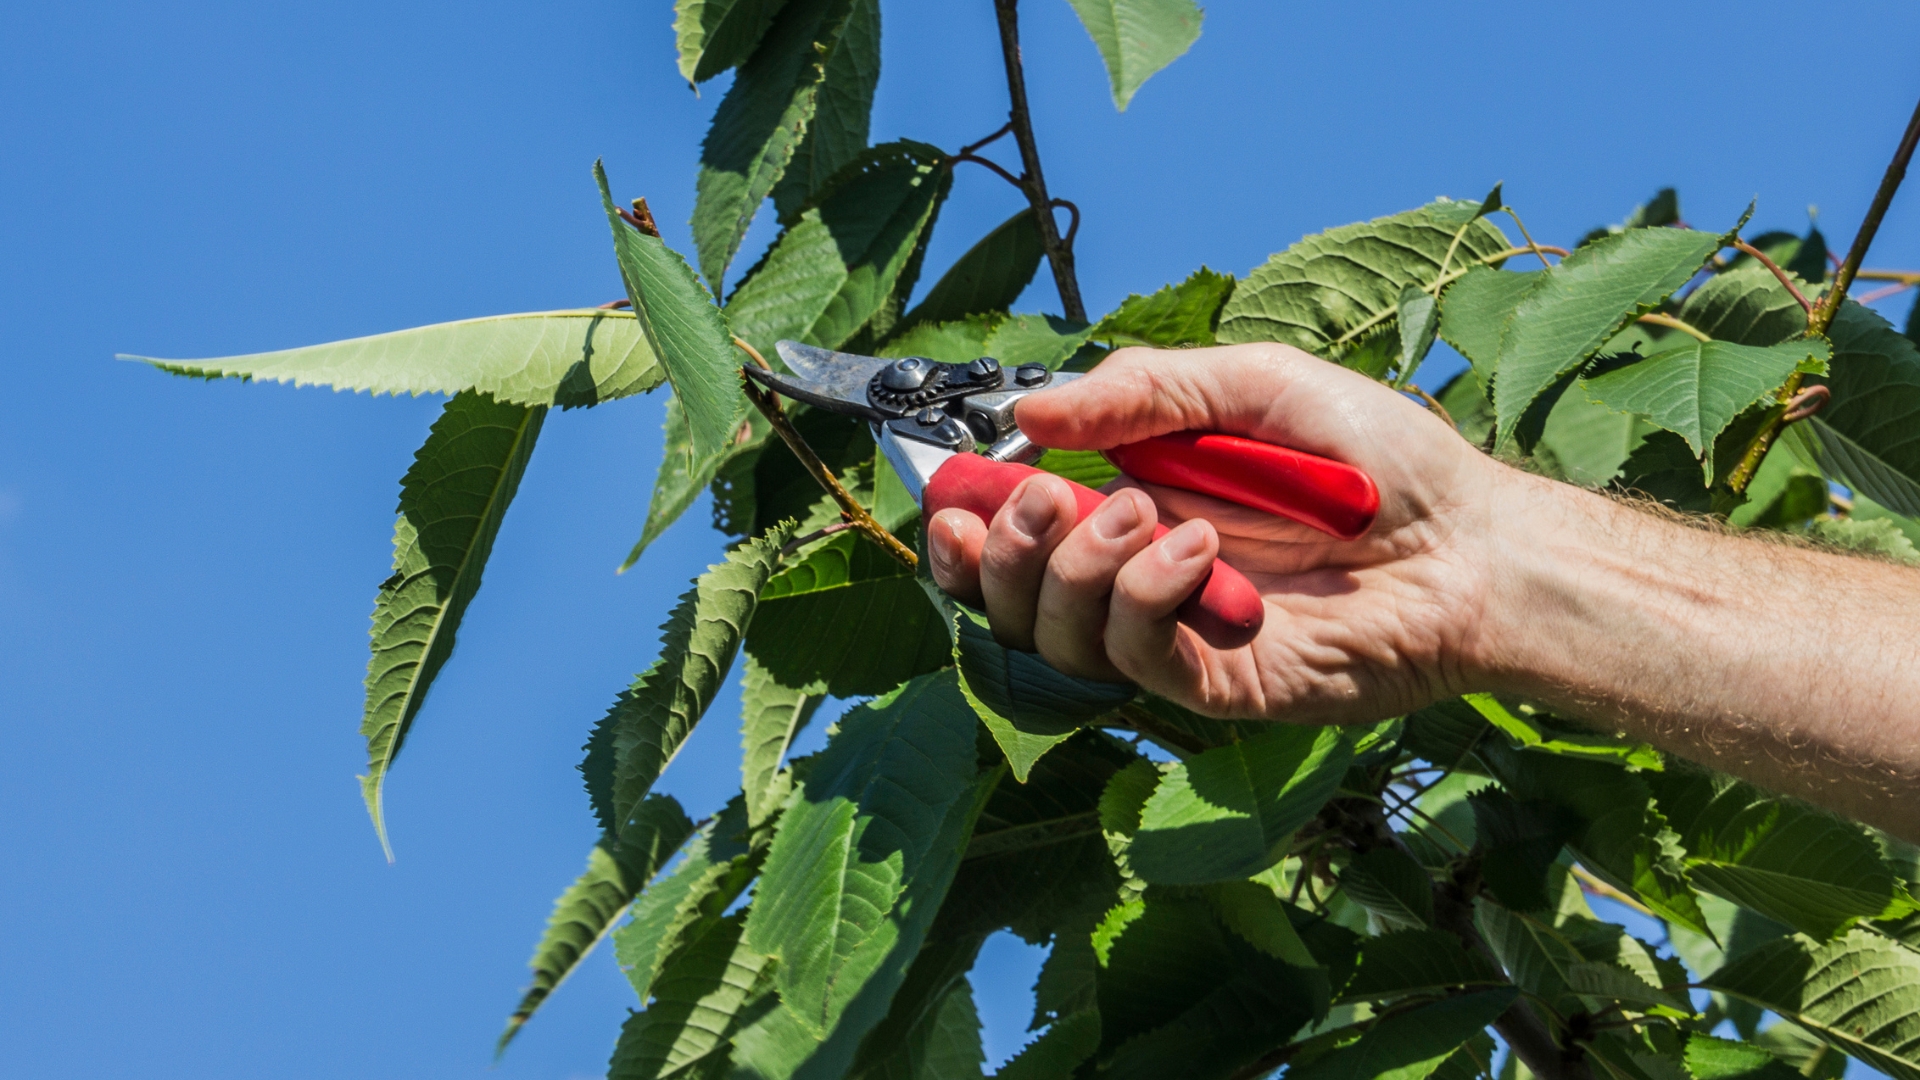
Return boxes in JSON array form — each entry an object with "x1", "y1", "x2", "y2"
[{"x1": 1475, "y1": 469, "x2": 1920, "y2": 839}]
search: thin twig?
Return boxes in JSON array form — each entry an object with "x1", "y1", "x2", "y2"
[
  {"x1": 1051, "y1": 198, "x2": 1081, "y2": 249},
  {"x1": 1409, "y1": 385, "x2": 1456, "y2": 428},
  {"x1": 596, "y1": 299, "x2": 632, "y2": 310},
  {"x1": 732, "y1": 337, "x2": 918, "y2": 569},
  {"x1": 1500, "y1": 207, "x2": 1560, "y2": 268},
  {"x1": 1732, "y1": 239, "x2": 1814, "y2": 314},
  {"x1": 958, "y1": 122, "x2": 1014, "y2": 157},
  {"x1": 780, "y1": 521, "x2": 854, "y2": 555},
  {"x1": 1856, "y1": 281, "x2": 1915, "y2": 305},
  {"x1": 1731, "y1": 94, "x2": 1920, "y2": 495},
  {"x1": 952, "y1": 152, "x2": 1025, "y2": 190},
  {"x1": 991, "y1": 0, "x2": 1087, "y2": 322},
  {"x1": 1380, "y1": 787, "x2": 1469, "y2": 851},
  {"x1": 1854, "y1": 269, "x2": 1920, "y2": 283},
  {"x1": 616, "y1": 197, "x2": 661, "y2": 238},
  {"x1": 1571, "y1": 864, "x2": 1652, "y2": 917},
  {"x1": 1812, "y1": 94, "x2": 1920, "y2": 337},
  {"x1": 1635, "y1": 312, "x2": 1713, "y2": 342}
]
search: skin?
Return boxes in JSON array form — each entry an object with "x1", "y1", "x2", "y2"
[{"x1": 926, "y1": 344, "x2": 1920, "y2": 841}]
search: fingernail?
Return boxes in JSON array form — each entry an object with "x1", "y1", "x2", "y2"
[
  {"x1": 1092, "y1": 491, "x2": 1143, "y2": 540},
  {"x1": 1011, "y1": 482, "x2": 1056, "y2": 539},
  {"x1": 928, "y1": 516, "x2": 961, "y2": 569},
  {"x1": 1161, "y1": 521, "x2": 1210, "y2": 562}
]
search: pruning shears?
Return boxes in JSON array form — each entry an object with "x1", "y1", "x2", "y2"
[{"x1": 746, "y1": 341, "x2": 1380, "y2": 650}]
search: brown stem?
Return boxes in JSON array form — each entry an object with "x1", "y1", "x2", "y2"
[
  {"x1": 958, "y1": 122, "x2": 1014, "y2": 157},
  {"x1": 1409, "y1": 385, "x2": 1456, "y2": 428},
  {"x1": 952, "y1": 152, "x2": 1025, "y2": 191},
  {"x1": 991, "y1": 0, "x2": 1087, "y2": 323},
  {"x1": 1811, "y1": 94, "x2": 1920, "y2": 337},
  {"x1": 1730, "y1": 95, "x2": 1920, "y2": 495},
  {"x1": 617, "y1": 197, "x2": 661, "y2": 238},
  {"x1": 1732, "y1": 239, "x2": 1814, "y2": 314},
  {"x1": 732, "y1": 338, "x2": 918, "y2": 569}
]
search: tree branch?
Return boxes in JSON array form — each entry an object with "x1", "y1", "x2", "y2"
[
  {"x1": 991, "y1": 0, "x2": 1087, "y2": 323},
  {"x1": 1811, "y1": 94, "x2": 1920, "y2": 337},
  {"x1": 1730, "y1": 94, "x2": 1920, "y2": 495},
  {"x1": 732, "y1": 338, "x2": 918, "y2": 569}
]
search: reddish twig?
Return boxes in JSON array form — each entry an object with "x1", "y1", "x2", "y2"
[
  {"x1": 1782, "y1": 384, "x2": 1831, "y2": 424},
  {"x1": 616, "y1": 197, "x2": 661, "y2": 239},
  {"x1": 1856, "y1": 281, "x2": 1915, "y2": 305},
  {"x1": 780, "y1": 521, "x2": 854, "y2": 556},
  {"x1": 1733, "y1": 239, "x2": 1814, "y2": 314},
  {"x1": 596, "y1": 299, "x2": 632, "y2": 310}
]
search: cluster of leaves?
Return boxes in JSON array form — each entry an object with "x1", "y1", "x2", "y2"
[{"x1": 127, "y1": 1, "x2": 1920, "y2": 1079}]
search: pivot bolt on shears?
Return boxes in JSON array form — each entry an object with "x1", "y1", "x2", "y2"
[{"x1": 746, "y1": 341, "x2": 1380, "y2": 650}]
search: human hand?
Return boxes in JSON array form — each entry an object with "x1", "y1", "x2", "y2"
[{"x1": 924, "y1": 343, "x2": 1521, "y2": 723}]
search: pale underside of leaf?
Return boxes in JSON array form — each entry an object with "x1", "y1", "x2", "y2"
[
  {"x1": 360, "y1": 391, "x2": 544, "y2": 855},
  {"x1": 674, "y1": 0, "x2": 790, "y2": 84},
  {"x1": 1064, "y1": 0, "x2": 1205, "y2": 111},
  {"x1": 1218, "y1": 200, "x2": 1511, "y2": 359},
  {"x1": 598, "y1": 161, "x2": 745, "y2": 460},
  {"x1": 128, "y1": 309, "x2": 662, "y2": 407},
  {"x1": 1704, "y1": 929, "x2": 1920, "y2": 1080}
]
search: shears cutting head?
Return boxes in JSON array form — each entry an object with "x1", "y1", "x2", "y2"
[{"x1": 745, "y1": 340, "x2": 1080, "y2": 501}]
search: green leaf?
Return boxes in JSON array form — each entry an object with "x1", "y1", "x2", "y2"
[
  {"x1": 1092, "y1": 267, "x2": 1236, "y2": 348},
  {"x1": 901, "y1": 209, "x2": 1046, "y2": 330},
  {"x1": 1666, "y1": 895, "x2": 1787, "y2": 1037},
  {"x1": 359, "y1": 392, "x2": 544, "y2": 853},
  {"x1": 747, "y1": 528, "x2": 950, "y2": 696},
  {"x1": 499, "y1": 808, "x2": 693, "y2": 1055},
  {"x1": 994, "y1": 1010, "x2": 1100, "y2": 1080},
  {"x1": 735, "y1": 671, "x2": 994, "y2": 1080},
  {"x1": 1800, "y1": 299, "x2": 1920, "y2": 512},
  {"x1": 990, "y1": 314, "x2": 1096, "y2": 372},
  {"x1": 674, "y1": 0, "x2": 789, "y2": 83},
  {"x1": 1677, "y1": 264, "x2": 1810, "y2": 347},
  {"x1": 614, "y1": 797, "x2": 757, "y2": 1006},
  {"x1": 949, "y1": 606, "x2": 1134, "y2": 781},
  {"x1": 1582, "y1": 338, "x2": 1827, "y2": 476},
  {"x1": 1470, "y1": 790, "x2": 1579, "y2": 912},
  {"x1": 607, "y1": 523, "x2": 796, "y2": 848},
  {"x1": 1337, "y1": 928, "x2": 1508, "y2": 1003},
  {"x1": 1204, "y1": 880, "x2": 1317, "y2": 968},
  {"x1": 619, "y1": 395, "x2": 766, "y2": 573},
  {"x1": 1811, "y1": 516, "x2": 1920, "y2": 563},
  {"x1": 1703, "y1": 929, "x2": 1920, "y2": 1080},
  {"x1": 1220, "y1": 199, "x2": 1511, "y2": 361},
  {"x1": 1034, "y1": 448, "x2": 1121, "y2": 489},
  {"x1": 850, "y1": 978, "x2": 985, "y2": 1080},
  {"x1": 1564, "y1": 959, "x2": 1690, "y2": 1013},
  {"x1": 1445, "y1": 226, "x2": 1727, "y2": 446},
  {"x1": 689, "y1": 0, "x2": 856, "y2": 287},
  {"x1": 802, "y1": 140, "x2": 954, "y2": 350},
  {"x1": 1579, "y1": 188, "x2": 1682, "y2": 248},
  {"x1": 770, "y1": 0, "x2": 880, "y2": 221},
  {"x1": 1341, "y1": 846, "x2": 1435, "y2": 929},
  {"x1": 726, "y1": 212, "x2": 851, "y2": 362},
  {"x1": 1098, "y1": 758, "x2": 1161, "y2": 882},
  {"x1": 1092, "y1": 890, "x2": 1324, "y2": 1075},
  {"x1": 597, "y1": 161, "x2": 745, "y2": 459},
  {"x1": 1398, "y1": 285, "x2": 1441, "y2": 380},
  {"x1": 739, "y1": 656, "x2": 825, "y2": 830},
  {"x1": 1129, "y1": 725, "x2": 1351, "y2": 884},
  {"x1": 943, "y1": 731, "x2": 1131, "y2": 943},
  {"x1": 1286, "y1": 989, "x2": 1520, "y2": 1080},
  {"x1": 1463, "y1": 694, "x2": 1661, "y2": 769},
  {"x1": 607, "y1": 911, "x2": 779, "y2": 1080},
  {"x1": 1064, "y1": 0, "x2": 1204, "y2": 110},
  {"x1": 1684, "y1": 1034, "x2": 1803, "y2": 1080},
  {"x1": 128, "y1": 309, "x2": 663, "y2": 407},
  {"x1": 881, "y1": 314, "x2": 1002, "y2": 364},
  {"x1": 1650, "y1": 767, "x2": 1909, "y2": 938},
  {"x1": 1439, "y1": 266, "x2": 1540, "y2": 383},
  {"x1": 1788, "y1": 416, "x2": 1920, "y2": 517},
  {"x1": 1533, "y1": 364, "x2": 1658, "y2": 488}
]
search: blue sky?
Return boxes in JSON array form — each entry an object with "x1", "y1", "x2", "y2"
[{"x1": 3, "y1": 1, "x2": 1919, "y2": 1077}]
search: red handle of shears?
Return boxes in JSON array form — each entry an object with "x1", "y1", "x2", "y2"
[
  {"x1": 1105, "y1": 432, "x2": 1379, "y2": 541},
  {"x1": 924, "y1": 454, "x2": 1266, "y2": 650}
]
